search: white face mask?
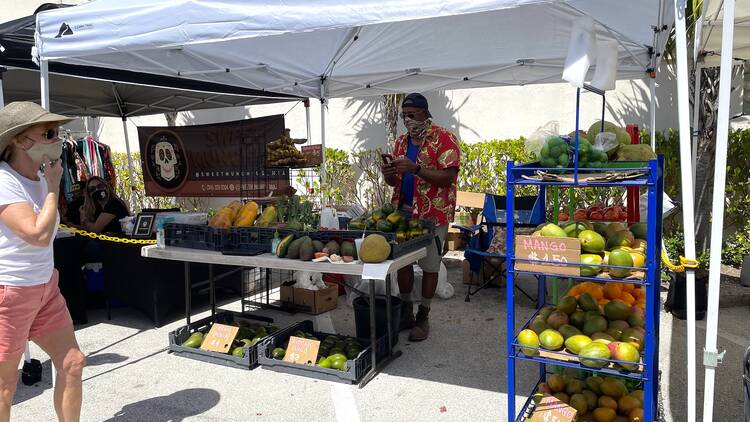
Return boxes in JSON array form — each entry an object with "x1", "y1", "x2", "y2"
[{"x1": 25, "y1": 139, "x2": 63, "y2": 164}]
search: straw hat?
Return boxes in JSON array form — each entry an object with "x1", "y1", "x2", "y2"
[{"x1": 0, "y1": 102, "x2": 74, "y2": 156}]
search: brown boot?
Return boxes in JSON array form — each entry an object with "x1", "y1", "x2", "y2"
[
  {"x1": 408, "y1": 305, "x2": 430, "y2": 341},
  {"x1": 399, "y1": 300, "x2": 415, "y2": 331}
]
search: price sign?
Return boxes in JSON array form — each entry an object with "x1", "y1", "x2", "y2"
[
  {"x1": 301, "y1": 144, "x2": 323, "y2": 166},
  {"x1": 199, "y1": 323, "x2": 240, "y2": 353},
  {"x1": 514, "y1": 235, "x2": 581, "y2": 277},
  {"x1": 283, "y1": 336, "x2": 320, "y2": 365},
  {"x1": 530, "y1": 395, "x2": 577, "y2": 422}
]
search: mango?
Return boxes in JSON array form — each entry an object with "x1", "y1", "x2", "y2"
[
  {"x1": 570, "y1": 393, "x2": 589, "y2": 414},
  {"x1": 579, "y1": 230, "x2": 606, "y2": 253},
  {"x1": 629, "y1": 222, "x2": 648, "y2": 240},
  {"x1": 557, "y1": 295, "x2": 578, "y2": 315},
  {"x1": 586, "y1": 376, "x2": 605, "y2": 394},
  {"x1": 539, "y1": 329, "x2": 564, "y2": 351},
  {"x1": 608, "y1": 249, "x2": 634, "y2": 278},
  {"x1": 581, "y1": 254, "x2": 604, "y2": 276},
  {"x1": 604, "y1": 300, "x2": 633, "y2": 321},
  {"x1": 578, "y1": 292, "x2": 600, "y2": 312},
  {"x1": 584, "y1": 315, "x2": 608, "y2": 336},
  {"x1": 600, "y1": 377, "x2": 628, "y2": 398},
  {"x1": 541, "y1": 223, "x2": 567, "y2": 238},
  {"x1": 608, "y1": 341, "x2": 640, "y2": 371},
  {"x1": 558, "y1": 324, "x2": 582, "y2": 340},
  {"x1": 547, "y1": 374, "x2": 566, "y2": 392},
  {"x1": 593, "y1": 407, "x2": 617, "y2": 422},
  {"x1": 517, "y1": 329, "x2": 540, "y2": 357},
  {"x1": 579, "y1": 342, "x2": 611, "y2": 368},
  {"x1": 546, "y1": 310, "x2": 570, "y2": 330},
  {"x1": 565, "y1": 334, "x2": 593, "y2": 355},
  {"x1": 606, "y1": 230, "x2": 635, "y2": 250},
  {"x1": 570, "y1": 310, "x2": 587, "y2": 329}
]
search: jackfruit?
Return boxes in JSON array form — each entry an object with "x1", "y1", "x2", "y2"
[{"x1": 359, "y1": 234, "x2": 391, "y2": 263}]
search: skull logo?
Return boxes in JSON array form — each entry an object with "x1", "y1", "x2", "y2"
[{"x1": 154, "y1": 141, "x2": 178, "y2": 181}]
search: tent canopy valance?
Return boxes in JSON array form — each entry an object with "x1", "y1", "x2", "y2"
[
  {"x1": 34, "y1": 0, "x2": 673, "y2": 99},
  {"x1": 0, "y1": 3, "x2": 299, "y2": 118}
]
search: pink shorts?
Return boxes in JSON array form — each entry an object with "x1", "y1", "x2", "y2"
[{"x1": 0, "y1": 270, "x2": 73, "y2": 361}]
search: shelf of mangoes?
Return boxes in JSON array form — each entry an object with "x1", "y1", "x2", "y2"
[
  {"x1": 516, "y1": 282, "x2": 646, "y2": 374},
  {"x1": 526, "y1": 371, "x2": 645, "y2": 422},
  {"x1": 532, "y1": 219, "x2": 648, "y2": 280}
]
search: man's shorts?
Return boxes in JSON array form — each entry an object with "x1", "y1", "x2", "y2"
[
  {"x1": 418, "y1": 225, "x2": 449, "y2": 274},
  {"x1": 0, "y1": 270, "x2": 73, "y2": 361}
]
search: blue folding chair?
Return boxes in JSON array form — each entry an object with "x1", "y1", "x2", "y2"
[{"x1": 456, "y1": 194, "x2": 545, "y2": 302}]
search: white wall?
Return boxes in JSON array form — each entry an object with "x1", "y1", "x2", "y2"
[{"x1": 4, "y1": 0, "x2": 680, "y2": 156}]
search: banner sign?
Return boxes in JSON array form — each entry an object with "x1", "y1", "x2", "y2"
[{"x1": 138, "y1": 115, "x2": 288, "y2": 197}]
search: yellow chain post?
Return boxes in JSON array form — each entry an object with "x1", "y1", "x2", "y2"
[
  {"x1": 661, "y1": 247, "x2": 699, "y2": 273},
  {"x1": 58, "y1": 224, "x2": 156, "y2": 245}
]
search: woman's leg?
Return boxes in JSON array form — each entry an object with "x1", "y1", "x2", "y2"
[
  {"x1": 0, "y1": 356, "x2": 22, "y2": 422},
  {"x1": 33, "y1": 326, "x2": 85, "y2": 422}
]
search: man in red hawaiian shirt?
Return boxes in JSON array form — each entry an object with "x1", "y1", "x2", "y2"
[{"x1": 381, "y1": 93, "x2": 460, "y2": 341}]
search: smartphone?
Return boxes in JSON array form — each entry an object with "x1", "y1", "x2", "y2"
[{"x1": 381, "y1": 153, "x2": 393, "y2": 165}]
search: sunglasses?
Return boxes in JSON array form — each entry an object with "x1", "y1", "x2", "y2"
[
  {"x1": 399, "y1": 112, "x2": 422, "y2": 120},
  {"x1": 25, "y1": 128, "x2": 59, "y2": 142}
]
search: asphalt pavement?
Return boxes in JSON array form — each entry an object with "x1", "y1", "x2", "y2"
[{"x1": 10, "y1": 261, "x2": 749, "y2": 422}]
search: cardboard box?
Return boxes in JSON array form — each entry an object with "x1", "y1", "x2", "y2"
[
  {"x1": 445, "y1": 232, "x2": 465, "y2": 251},
  {"x1": 280, "y1": 285, "x2": 338, "y2": 315}
]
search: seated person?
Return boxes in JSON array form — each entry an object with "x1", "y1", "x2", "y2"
[
  {"x1": 62, "y1": 181, "x2": 86, "y2": 226},
  {"x1": 80, "y1": 176, "x2": 130, "y2": 235}
]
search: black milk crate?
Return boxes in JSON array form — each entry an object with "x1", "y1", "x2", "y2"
[
  {"x1": 224, "y1": 227, "x2": 297, "y2": 255},
  {"x1": 164, "y1": 223, "x2": 228, "y2": 251},
  {"x1": 257, "y1": 320, "x2": 388, "y2": 384},
  {"x1": 311, "y1": 221, "x2": 436, "y2": 259},
  {"x1": 168, "y1": 310, "x2": 278, "y2": 370}
]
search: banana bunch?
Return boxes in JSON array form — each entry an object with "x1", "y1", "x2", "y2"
[{"x1": 267, "y1": 129, "x2": 307, "y2": 167}]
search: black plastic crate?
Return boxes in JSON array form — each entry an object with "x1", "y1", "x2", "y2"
[
  {"x1": 168, "y1": 310, "x2": 280, "y2": 370},
  {"x1": 224, "y1": 227, "x2": 297, "y2": 255},
  {"x1": 257, "y1": 320, "x2": 388, "y2": 384},
  {"x1": 164, "y1": 223, "x2": 228, "y2": 251},
  {"x1": 310, "y1": 221, "x2": 436, "y2": 259}
]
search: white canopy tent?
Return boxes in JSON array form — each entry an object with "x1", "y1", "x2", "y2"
[{"x1": 31, "y1": 1, "x2": 694, "y2": 420}]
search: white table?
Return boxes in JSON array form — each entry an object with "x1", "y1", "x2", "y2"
[{"x1": 141, "y1": 245, "x2": 426, "y2": 386}]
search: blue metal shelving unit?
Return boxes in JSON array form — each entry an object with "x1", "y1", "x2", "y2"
[{"x1": 504, "y1": 87, "x2": 664, "y2": 422}]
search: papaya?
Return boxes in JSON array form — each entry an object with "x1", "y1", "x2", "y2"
[
  {"x1": 376, "y1": 219, "x2": 394, "y2": 232},
  {"x1": 227, "y1": 200, "x2": 242, "y2": 221},
  {"x1": 209, "y1": 207, "x2": 234, "y2": 228},
  {"x1": 381, "y1": 203, "x2": 396, "y2": 215},
  {"x1": 234, "y1": 201, "x2": 259, "y2": 227},
  {"x1": 386, "y1": 211, "x2": 403, "y2": 226},
  {"x1": 408, "y1": 219, "x2": 423, "y2": 230},
  {"x1": 255, "y1": 205, "x2": 278, "y2": 228},
  {"x1": 275, "y1": 234, "x2": 295, "y2": 258}
]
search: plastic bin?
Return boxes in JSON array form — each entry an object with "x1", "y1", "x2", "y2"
[
  {"x1": 353, "y1": 296, "x2": 401, "y2": 347},
  {"x1": 168, "y1": 310, "x2": 284, "y2": 370},
  {"x1": 224, "y1": 227, "x2": 297, "y2": 256},
  {"x1": 258, "y1": 320, "x2": 388, "y2": 384},
  {"x1": 164, "y1": 223, "x2": 228, "y2": 251}
]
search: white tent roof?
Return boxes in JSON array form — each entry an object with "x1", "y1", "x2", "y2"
[
  {"x1": 702, "y1": 0, "x2": 750, "y2": 64},
  {"x1": 34, "y1": 0, "x2": 672, "y2": 99}
]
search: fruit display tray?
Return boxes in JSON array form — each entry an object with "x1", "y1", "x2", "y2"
[
  {"x1": 164, "y1": 223, "x2": 228, "y2": 252},
  {"x1": 257, "y1": 320, "x2": 388, "y2": 384},
  {"x1": 312, "y1": 221, "x2": 436, "y2": 260},
  {"x1": 168, "y1": 310, "x2": 289, "y2": 370},
  {"x1": 512, "y1": 308, "x2": 645, "y2": 380}
]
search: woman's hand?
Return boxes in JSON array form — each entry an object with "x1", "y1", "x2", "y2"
[{"x1": 41, "y1": 156, "x2": 62, "y2": 192}]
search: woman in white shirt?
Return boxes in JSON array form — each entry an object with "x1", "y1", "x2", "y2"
[{"x1": 0, "y1": 102, "x2": 86, "y2": 422}]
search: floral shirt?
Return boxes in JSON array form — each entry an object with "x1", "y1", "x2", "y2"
[{"x1": 390, "y1": 124, "x2": 461, "y2": 226}]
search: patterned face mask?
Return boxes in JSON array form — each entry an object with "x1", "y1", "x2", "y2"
[{"x1": 404, "y1": 117, "x2": 432, "y2": 140}]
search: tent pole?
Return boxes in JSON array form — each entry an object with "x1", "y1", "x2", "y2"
[
  {"x1": 649, "y1": 76, "x2": 657, "y2": 150},
  {"x1": 40, "y1": 60, "x2": 50, "y2": 110},
  {"x1": 121, "y1": 118, "x2": 136, "y2": 208},
  {"x1": 319, "y1": 80, "x2": 327, "y2": 207},
  {"x1": 305, "y1": 99, "x2": 311, "y2": 143},
  {"x1": 691, "y1": 64, "x2": 702, "y2": 189},
  {"x1": 673, "y1": 2, "x2": 698, "y2": 421},
  {"x1": 702, "y1": 1, "x2": 735, "y2": 420}
]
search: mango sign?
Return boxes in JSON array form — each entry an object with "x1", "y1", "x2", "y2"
[
  {"x1": 514, "y1": 235, "x2": 581, "y2": 277},
  {"x1": 530, "y1": 395, "x2": 577, "y2": 422}
]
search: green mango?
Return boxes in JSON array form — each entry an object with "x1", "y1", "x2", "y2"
[{"x1": 181, "y1": 332, "x2": 203, "y2": 348}]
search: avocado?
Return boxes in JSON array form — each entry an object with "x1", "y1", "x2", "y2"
[
  {"x1": 276, "y1": 234, "x2": 296, "y2": 257},
  {"x1": 286, "y1": 238, "x2": 305, "y2": 259},
  {"x1": 341, "y1": 241, "x2": 357, "y2": 259},
  {"x1": 324, "y1": 240, "x2": 340, "y2": 255},
  {"x1": 181, "y1": 332, "x2": 204, "y2": 348},
  {"x1": 299, "y1": 241, "x2": 315, "y2": 261},
  {"x1": 312, "y1": 240, "x2": 325, "y2": 252}
]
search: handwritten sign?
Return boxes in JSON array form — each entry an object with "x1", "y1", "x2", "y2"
[
  {"x1": 301, "y1": 144, "x2": 323, "y2": 166},
  {"x1": 199, "y1": 323, "x2": 240, "y2": 353},
  {"x1": 283, "y1": 336, "x2": 320, "y2": 365},
  {"x1": 514, "y1": 235, "x2": 581, "y2": 277},
  {"x1": 530, "y1": 395, "x2": 577, "y2": 422}
]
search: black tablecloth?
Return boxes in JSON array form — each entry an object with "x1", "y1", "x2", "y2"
[{"x1": 53, "y1": 236, "x2": 88, "y2": 324}]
